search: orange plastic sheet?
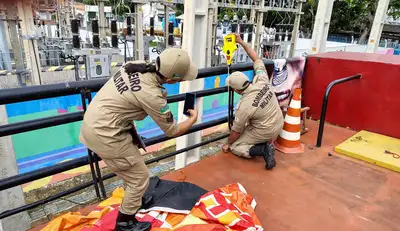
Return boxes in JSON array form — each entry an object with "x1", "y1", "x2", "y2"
[
  {"x1": 40, "y1": 207, "x2": 112, "y2": 231},
  {"x1": 40, "y1": 189, "x2": 123, "y2": 231},
  {"x1": 190, "y1": 183, "x2": 262, "y2": 230},
  {"x1": 40, "y1": 183, "x2": 262, "y2": 231}
]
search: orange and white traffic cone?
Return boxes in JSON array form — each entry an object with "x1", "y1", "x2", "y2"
[{"x1": 274, "y1": 88, "x2": 305, "y2": 154}]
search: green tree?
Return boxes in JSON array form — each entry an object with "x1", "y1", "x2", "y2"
[
  {"x1": 175, "y1": 4, "x2": 184, "y2": 16},
  {"x1": 300, "y1": 0, "x2": 400, "y2": 44},
  {"x1": 217, "y1": 8, "x2": 247, "y2": 21},
  {"x1": 299, "y1": 0, "x2": 318, "y2": 38},
  {"x1": 75, "y1": 0, "x2": 132, "y2": 16}
]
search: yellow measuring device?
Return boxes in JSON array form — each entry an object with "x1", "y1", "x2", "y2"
[
  {"x1": 222, "y1": 34, "x2": 238, "y2": 130},
  {"x1": 222, "y1": 34, "x2": 237, "y2": 66}
]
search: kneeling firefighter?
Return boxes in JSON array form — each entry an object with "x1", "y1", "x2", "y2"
[
  {"x1": 79, "y1": 48, "x2": 199, "y2": 231},
  {"x1": 222, "y1": 34, "x2": 284, "y2": 169}
]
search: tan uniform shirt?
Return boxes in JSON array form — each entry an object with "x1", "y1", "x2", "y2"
[
  {"x1": 79, "y1": 61, "x2": 179, "y2": 158},
  {"x1": 231, "y1": 60, "x2": 284, "y2": 139}
]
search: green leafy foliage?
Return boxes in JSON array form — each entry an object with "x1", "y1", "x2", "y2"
[
  {"x1": 300, "y1": 0, "x2": 400, "y2": 43},
  {"x1": 217, "y1": 8, "x2": 247, "y2": 20},
  {"x1": 75, "y1": 0, "x2": 132, "y2": 16},
  {"x1": 175, "y1": 4, "x2": 184, "y2": 16}
]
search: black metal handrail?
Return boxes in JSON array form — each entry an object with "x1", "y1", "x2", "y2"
[
  {"x1": 316, "y1": 74, "x2": 362, "y2": 147},
  {"x1": 0, "y1": 87, "x2": 228, "y2": 138},
  {"x1": 0, "y1": 133, "x2": 229, "y2": 219},
  {"x1": 0, "y1": 126, "x2": 229, "y2": 220},
  {"x1": 0, "y1": 86, "x2": 231, "y2": 193},
  {"x1": 0, "y1": 112, "x2": 83, "y2": 137},
  {"x1": 0, "y1": 79, "x2": 107, "y2": 105},
  {"x1": 0, "y1": 58, "x2": 300, "y2": 105},
  {"x1": 0, "y1": 116, "x2": 228, "y2": 191}
]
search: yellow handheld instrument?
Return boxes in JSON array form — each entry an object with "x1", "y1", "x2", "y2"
[
  {"x1": 222, "y1": 34, "x2": 237, "y2": 130},
  {"x1": 222, "y1": 34, "x2": 237, "y2": 66}
]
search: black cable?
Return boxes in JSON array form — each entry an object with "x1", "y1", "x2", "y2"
[
  {"x1": 124, "y1": 39, "x2": 127, "y2": 63},
  {"x1": 31, "y1": 40, "x2": 42, "y2": 85},
  {"x1": 60, "y1": 52, "x2": 78, "y2": 61},
  {"x1": 227, "y1": 66, "x2": 234, "y2": 130}
]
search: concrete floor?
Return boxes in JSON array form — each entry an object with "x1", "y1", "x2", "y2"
[
  {"x1": 29, "y1": 120, "x2": 400, "y2": 231},
  {"x1": 164, "y1": 120, "x2": 400, "y2": 231}
]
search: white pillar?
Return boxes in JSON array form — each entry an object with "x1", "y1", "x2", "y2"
[
  {"x1": 289, "y1": 0, "x2": 304, "y2": 57},
  {"x1": 58, "y1": 0, "x2": 66, "y2": 37},
  {"x1": 175, "y1": 0, "x2": 208, "y2": 170},
  {"x1": 164, "y1": 5, "x2": 169, "y2": 46},
  {"x1": 254, "y1": 0, "x2": 265, "y2": 57},
  {"x1": 366, "y1": 0, "x2": 390, "y2": 53},
  {"x1": 249, "y1": 1, "x2": 257, "y2": 50},
  {"x1": 0, "y1": 105, "x2": 30, "y2": 231},
  {"x1": 98, "y1": 0, "x2": 106, "y2": 40},
  {"x1": 17, "y1": 0, "x2": 42, "y2": 85},
  {"x1": 254, "y1": 12, "x2": 264, "y2": 57},
  {"x1": 310, "y1": 0, "x2": 334, "y2": 54},
  {"x1": 134, "y1": 4, "x2": 144, "y2": 60},
  {"x1": 64, "y1": 0, "x2": 71, "y2": 38},
  {"x1": 250, "y1": 6, "x2": 256, "y2": 23},
  {"x1": 206, "y1": 1, "x2": 217, "y2": 67},
  {"x1": 0, "y1": 10, "x2": 12, "y2": 71},
  {"x1": 6, "y1": 3, "x2": 26, "y2": 86},
  {"x1": 46, "y1": 10, "x2": 53, "y2": 38}
]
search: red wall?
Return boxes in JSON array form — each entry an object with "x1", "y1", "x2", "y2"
[{"x1": 303, "y1": 52, "x2": 400, "y2": 139}]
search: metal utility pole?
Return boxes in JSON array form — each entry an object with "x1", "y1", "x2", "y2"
[
  {"x1": 6, "y1": 4, "x2": 26, "y2": 86},
  {"x1": 17, "y1": 0, "x2": 42, "y2": 85},
  {"x1": 176, "y1": 0, "x2": 208, "y2": 170},
  {"x1": 366, "y1": 0, "x2": 390, "y2": 53},
  {"x1": 249, "y1": 2, "x2": 257, "y2": 49},
  {"x1": 250, "y1": 5, "x2": 256, "y2": 23},
  {"x1": 134, "y1": 3, "x2": 144, "y2": 60},
  {"x1": 254, "y1": 0, "x2": 265, "y2": 56},
  {"x1": 289, "y1": 0, "x2": 305, "y2": 57},
  {"x1": 58, "y1": 0, "x2": 68, "y2": 38},
  {"x1": 310, "y1": 0, "x2": 335, "y2": 54},
  {"x1": 164, "y1": 4, "x2": 170, "y2": 46},
  {"x1": 64, "y1": 0, "x2": 72, "y2": 38},
  {"x1": 206, "y1": 0, "x2": 217, "y2": 67},
  {"x1": 0, "y1": 10, "x2": 12, "y2": 71},
  {"x1": 98, "y1": 0, "x2": 108, "y2": 43}
]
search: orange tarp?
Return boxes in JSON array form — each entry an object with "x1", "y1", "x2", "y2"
[
  {"x1": 40, "y1": 183, "x2": 262, "y2": 231},
  {"x1": 40, "y1": 207, "x2": 112, "y2": 231}
]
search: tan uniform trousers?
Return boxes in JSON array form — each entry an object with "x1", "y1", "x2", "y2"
[
  {"x1": 230, "y1": 126, "x2": 280, "y2": 158},
  {"x1": 80, "y1": 124, "x2": 149, "y2": 215},
  {"x1": 101, "y1": 148, "x2": 150, "y2": 215}
]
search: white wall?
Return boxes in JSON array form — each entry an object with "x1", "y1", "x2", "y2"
[{"x1": 293, "y1": 38, "x2": 391, "y2": 56}]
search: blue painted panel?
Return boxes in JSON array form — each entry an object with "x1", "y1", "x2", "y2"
[{"x1": 6, "y1": 72, "x2": 254, "y2": 173}]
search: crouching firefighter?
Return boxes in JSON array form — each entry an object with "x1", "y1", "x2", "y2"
[
  {"x1": 222, "y1": 34, "x2": 284, "y2": 170},
  {"x1": 79, "y1": 48, "x2": 199, "y2": 231}
]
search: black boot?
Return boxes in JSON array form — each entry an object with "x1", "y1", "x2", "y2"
[
  {"x1": 114, "y1": 211, "x2": 151, "y2": 231},
  {"x1": 249, "y1": 143, "x2": 276, "y2": 170},
  {"x1": 141, "y1": 194, "x2": 153, "y2": 210}
]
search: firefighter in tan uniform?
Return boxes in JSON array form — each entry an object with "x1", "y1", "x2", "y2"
[
  {"x1": 79, "y1": 48, "x2": 198, "y2": 231},
  {"x1": 222, "y1": 34, "x2": 284, "y2": 170}
]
